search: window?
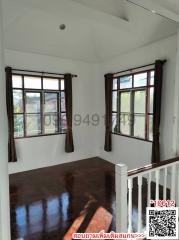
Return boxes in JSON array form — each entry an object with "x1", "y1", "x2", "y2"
[
  {"x1": 112, "y1": 69, "x2": 154, "y2": 141},
  {"x1": 13, "y1": 74, "x2": 67, "y2": 138}
]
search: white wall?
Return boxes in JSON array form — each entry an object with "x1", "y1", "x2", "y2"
[
  {"x1": 173, "y1": 29, "x2": 179, "y2": 156},
  {"x1": 0, "y1": 0, "x2": 11, "y2": 238},
  {"x1": 97, "y1": 35, "x2": 177, "y2": 170},
  {"x1": 6, "y1": 34, "x2": 178, "y2": 174},
  {"x1": 5, "y1": 50, "x2": 98, "y2": 174}
]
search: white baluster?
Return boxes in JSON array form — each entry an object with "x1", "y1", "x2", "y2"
[
  {"x1": 155, "y1": 170, "x2": 160, "y2": 200},
  {"x1": 115, "y1": 164, "x2": 128, "y2": 233},
  {"x1": 171, "y1": 165, "x2": 176, "y2": 201},
  {"x1": 138, "y1": 176, "x2": 142, "y2": 233},
  {"x1": 128, "y1": 178, "x2": 133, "y2": 233},
  {"x1": 163, "y1": 168, "x2": 167, "y2": 200},
  {"x1": 147, "y1": 172, "x2": 151, "y2": 207}
]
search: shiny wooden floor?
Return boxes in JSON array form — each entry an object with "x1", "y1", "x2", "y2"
[
  {"x1": 10, "y1": 157, "x2": 169, "y2": 240},
  {"x1": 10, "y1": 157, "x2": 116, "y2": 240}
]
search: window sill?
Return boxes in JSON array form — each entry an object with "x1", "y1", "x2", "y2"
[
  {"x1": 14, "y1": 132, "x2": 66, "y2": 139},
  {"x1": 112, "y1": 132, "x2": 153, "y2": 143}
]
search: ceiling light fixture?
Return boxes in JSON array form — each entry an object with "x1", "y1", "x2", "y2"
[
  {"x1": 59, "y1": 24, "x2": 66, "y2": 30},
  {"x1": 151, "y1": 10, "x2": 157, "y2": 14}
]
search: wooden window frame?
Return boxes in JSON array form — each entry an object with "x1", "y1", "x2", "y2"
[
  {"x1": 13, "y1": 73, "x2": 67, "y2": 139},
  {"x1": 112, "y1": 69, "x2": 154, "y2": 143}
]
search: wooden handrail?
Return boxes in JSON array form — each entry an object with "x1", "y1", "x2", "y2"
[{"x1": 128, "y1": 157, "x2": 179, "y2": 177}]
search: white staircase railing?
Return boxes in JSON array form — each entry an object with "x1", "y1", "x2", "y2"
[{"x1": 115, "y1": 157, "x2": 179, "y2": 234}]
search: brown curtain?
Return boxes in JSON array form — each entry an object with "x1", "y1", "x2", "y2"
[
  {"x1": 64, "y1": 73, "x2": 74, "y2": 153},
  {"x1": 152, "y1": 60, "x2": 165, "y2": 164},
  {"x1": 104, "y1": 73, "x2": 113, "y2": 152},
  {"x1": 6, "y1": 66, "x2": 17, "y2": 162}
]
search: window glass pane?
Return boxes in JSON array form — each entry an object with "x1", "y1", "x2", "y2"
[
  {"x1": 113, "y1": 78, "x2": 117, "y2": 90},
  {"x1": 134, "y1": 115, "x2": 145, "y2": 139},
  {"x1": 150, "y1": 87, "x2": 154, "y2": 113},
  {"x1": 14, "y1": 114, "x2": 24, "y2": 137},
  {"x1": 26, "y1": 92, "x2": 41, "y2": 113},
  {"x1": 120, "y1": 76, "x2": 132, "y2": 89},
  {"x1": 61, "y1": 80, "x2": 65, "y2": 90},
  {"x1": 24, "y1": 76, "x2": 41, "y2": 89},
  {"x1": 120, "y1": 92, "x2": 130, "y2": 112},
  {"x1": 134, "y1": 73, "x2": 147, "y2": 87},
  {"x1": 150, "y1": 71, "x2": 154, "y2": 85},
  {"x1": 43, "y1": 78, "x2": 59, "y2": 90},
  {"x1": 13, "y1": 90, "x2": 23, "y2": 113},
  {"x1": 112, "y1": 113, "x2": 118, "y2": 133},
  {"x1": 134, "y1": 90, "x2": 146, "y2": 113},
  {"x1": 60, "y1": 92, "x2": 66, "y2": 112},
  {"x1": 44, "y1": 114, "x2": 58, "y2": 134},
  {"x1": 26, "y1": 114, "x2": 41, "y2": 136},
  {"x1": 149, "y1": 115, "x2": 153, "y2": 141},
  {"x1": 112, "y1": 91, "x2": 117, "y2": 112},
  {"x1": 60, "y1": 113, "x2": 67, "y2": 133},
  {"x1": 12, "y1": 75, "x2": 22, "y2": 88},
  {"x1": 44, "y1": 93, "x2": 57, "y2": 113},
  {"x1": 120, "y1": 113, "x2": 130, "y2": 135}
]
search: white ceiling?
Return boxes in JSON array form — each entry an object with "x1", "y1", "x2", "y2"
[
  {"x1": 71, "y1": 0, "x2": 128, "y2": 20},
  {"x1": 155, "y1": 0, "x2": 179, "y2": 15},
  {"x1": 2, "y1": 0, "x2": 179, "y2": 62}
]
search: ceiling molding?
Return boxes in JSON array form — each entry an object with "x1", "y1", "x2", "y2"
[{"x1": 127, "y1": 0, "x2": 179, "y2": 23}]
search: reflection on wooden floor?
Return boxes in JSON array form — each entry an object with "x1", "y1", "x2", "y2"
[
  {"x1": 10, "y1": 157, "x2": 170, "y2": 239},
  {"x1": 64, "y1": 207, "x2": 112, "y2": 240}
]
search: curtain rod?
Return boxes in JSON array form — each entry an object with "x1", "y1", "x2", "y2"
[
  {"x1": 11, "y1": 68, "x2": 78, "y2": 78},
  {"x1": 112, "y1": 60, "x2": 166, "y2": 76}
]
